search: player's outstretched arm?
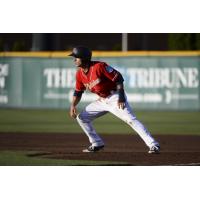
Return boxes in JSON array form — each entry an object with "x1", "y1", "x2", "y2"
[
  {"x1": 116, "y1": 83, "x2": 126, "y2": 109},
  {"x1": 69, "y1": 91, "x2": 83, "y2": 118}
]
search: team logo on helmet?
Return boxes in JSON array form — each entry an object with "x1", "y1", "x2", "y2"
[{"x1": 68, "y1": 46, "x2": 92, "y2": 60}]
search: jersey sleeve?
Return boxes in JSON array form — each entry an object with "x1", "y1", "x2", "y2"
[
  {"x1": 97, "y1": 62, "x2": 121, "y2": 82},
  {"x1": 75, "y1": 71, "x2": 86, "y2": 91}
]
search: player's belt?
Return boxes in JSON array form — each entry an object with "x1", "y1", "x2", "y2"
[
  {"x1": 98, "y1": 89, "x2": 117, "y2": 99},
  {"x1": 110, "y1": 90, "x2": 117, "y2": 95}
]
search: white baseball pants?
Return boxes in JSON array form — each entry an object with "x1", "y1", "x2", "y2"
[{"x1": 77, "y1": 92, "x2": 159, "y2": 148}]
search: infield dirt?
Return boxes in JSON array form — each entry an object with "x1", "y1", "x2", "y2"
[{"x1": 0, "y1": 133, "x2": 200, "y2": 166}]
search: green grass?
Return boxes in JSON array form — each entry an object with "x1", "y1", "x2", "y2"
[
  {"x1": 0, "y1": 109, "x2": 200, "y2": 135},
  {"x1": 0, "y1": 151, "x2": 127, "y2": 166},
  {"x1": 0, "y1": 109, "x2": 200, "y2": 166}
]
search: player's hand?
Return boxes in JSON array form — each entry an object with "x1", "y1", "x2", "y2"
[
  {"x1": 118, "y1": 101, "x2": 125, "y2": 110},
  {"x1": 70, "y1": 105, "x2": 77, "y2": 118}
]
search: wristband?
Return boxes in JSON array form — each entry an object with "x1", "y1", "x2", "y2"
[
  {"x1": 118, "y1": 88, "x2": 126, "y2": 102},
  {"x1": 73, "y1": 90, "x2": 83, "y2": 97}
]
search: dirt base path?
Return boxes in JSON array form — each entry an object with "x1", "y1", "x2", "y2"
[{"x1": 0, "y1": 133, "x2": 200, "y2": 165}]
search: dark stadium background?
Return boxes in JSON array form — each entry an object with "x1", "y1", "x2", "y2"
[{"x1": 1, "y1": 33, "x2": 200, "y2": 51}]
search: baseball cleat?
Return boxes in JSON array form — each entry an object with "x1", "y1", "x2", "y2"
[
  {"x1": 82, "y1": 145, "x2": 104, "y2": 153},
  {"x1": 148, "y1": 145, "x2": 160, "y2": 154}
]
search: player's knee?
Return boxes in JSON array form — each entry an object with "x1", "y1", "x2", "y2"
[
  {"x1": 77, "y1": 113, "x2": 84, "y2": 121},
  {"x1": 77, "y1": 113, "x2": 90, "y2": 123},
  {"x1": 76, "y1": 113, "x2": 81, "y2": 120}
]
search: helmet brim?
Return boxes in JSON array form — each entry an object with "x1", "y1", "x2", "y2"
[{"x1": 68, "y1": 53, "x2": 75, "y2": 57}]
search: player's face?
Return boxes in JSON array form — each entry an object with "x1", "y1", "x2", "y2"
[{"x1": 74, "y1": 58, "x2": 82, "y2": 67}]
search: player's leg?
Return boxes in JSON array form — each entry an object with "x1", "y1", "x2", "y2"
[
  {"x1": 106, "y1": 93, "x2": 160, "y2": 152},
  {"x1": 77, "y1": 99, "x2": 108, "y2": 151}
]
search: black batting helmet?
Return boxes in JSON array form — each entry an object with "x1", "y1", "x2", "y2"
[{"x1": 68, "y1": 46, "x2": 92, "y2": 60}]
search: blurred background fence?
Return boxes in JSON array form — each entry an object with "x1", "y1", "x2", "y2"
[{"x1": 0, "y1": 51, "x2": 199, "y2": 110}]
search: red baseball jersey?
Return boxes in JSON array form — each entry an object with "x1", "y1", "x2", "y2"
[{"x1": 75, "y1": 61, "x2": 121, "y2": 98}]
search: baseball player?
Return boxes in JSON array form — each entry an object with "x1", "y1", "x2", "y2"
[{"x1": 69, "y1": 46, "x2": 160, "y2": 153}]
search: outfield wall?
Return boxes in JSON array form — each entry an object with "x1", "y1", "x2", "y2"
[{"x1": 0, "y1": 51, "x2": 200, "y2": 110}]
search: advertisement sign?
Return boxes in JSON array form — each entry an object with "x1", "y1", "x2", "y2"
[{"x1": 0, "y1": 55, "x2": 199, "y2": 110}]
